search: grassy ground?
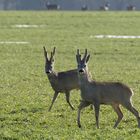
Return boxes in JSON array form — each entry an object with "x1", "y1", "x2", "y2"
[{"x1": 0, "y1": 11, "x2": 140, "y2": 140}]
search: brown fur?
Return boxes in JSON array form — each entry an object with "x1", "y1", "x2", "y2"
[
  {"x1": 43, "y1": 47, "x2": 79, "y2": 111},
  {"x1": 76, "y1": 49, "x2": 140, "y2": 128}
]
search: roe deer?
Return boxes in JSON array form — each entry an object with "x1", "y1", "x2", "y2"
[
  {"x1": 43, "y1": 47, "x2": 79, "y2": 111},
  {"x1": 76, "y1": 49, "x2": 140, "y2": 128}
]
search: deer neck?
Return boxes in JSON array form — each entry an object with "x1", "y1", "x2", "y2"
[
  {"x1": 47, "y1": 70, "x2": 58, "y2": 84},
  {"x1": 78, "y1": 69, "x2": 91, "y2": 86}
]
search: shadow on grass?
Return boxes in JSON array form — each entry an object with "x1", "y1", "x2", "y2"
[{"x1": 9, "y1": 107, "x2": 44, "y2": 114}]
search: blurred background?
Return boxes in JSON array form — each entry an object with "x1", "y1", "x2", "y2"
[{"x1": 0, "y1": 0, "x2": 139, "y2": 11}]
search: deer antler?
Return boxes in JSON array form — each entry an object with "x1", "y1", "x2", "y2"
[
  {"x1": 77, "y1": 49, "x2": 80, "y2": 56},
  {"x1": 50, "y1": 47, "x2": 56, "y2": 61},
  {"x1": 52, "y1": 47, "x2": 56, "y2": 56},
  {"x1": 83, "y1": 49, "x2": 87, "y2": 61},
  {"x1": 76, "y1": 49, "x2": 81, "y2": 62},
  {"x1": 43, "y1": 46, "x2": 48, "y2": 59}
]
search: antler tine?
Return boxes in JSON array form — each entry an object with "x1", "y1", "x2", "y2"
[
  {"x1": 43, "y1": 46, "x2": 46, "y2": 52},
  {"x1": 83, "y1": 49, "x2": 87, "y2": 60},
  {"x1": 50, "y1": 52, "x2": 52, "y2": 59},
  {"x1": 52, "y1": 47, "x2": 56, "y2": 56},
  {"x1": 77, "y1": 49, "x2": 80, "y2": 56},
  {"x1": 76, "y1": 49, "x2": 81, "y2": 62},
  {"x1": 50, "y1": 47, "x2": 56, "y2": 61},
  {"x1": 43, "y1": 46, "x2": 48, "y2": 58}
]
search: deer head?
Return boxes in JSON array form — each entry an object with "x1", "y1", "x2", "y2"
[
  {"x1": 76, "y1": 49, "x2": 90, "y2": 74},
  {"x1": 43, "y1": 46, "x2": 56, "y2": 74}
]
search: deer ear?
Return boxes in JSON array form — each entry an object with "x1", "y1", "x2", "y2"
[{"x1": 86, "y1": 54, "x2": 90, "y2": 63}]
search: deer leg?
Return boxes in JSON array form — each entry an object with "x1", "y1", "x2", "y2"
[
  {"x1": 65, "y1": 91, "x2": 74, "y2": 110},
  {"x1": 123, "y1": 101, "x2": 140, "y2": 128},
  {"x1": 48, "y1": 91, "x2": 59, "y2": 111},
  {"x1": 77, "y1": 101, "x2": 90, "y2": 128},
  {"x1": 112, "y1": 104, "x2": 123, "y2": 128},
  {"x1": 90, "y1": 105, "x2": 93, "y2": 110},
  {"x1": 93, "y1": 102, "x2": 100, "y2": 128}
]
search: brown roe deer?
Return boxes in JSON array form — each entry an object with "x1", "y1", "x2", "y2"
[
  {"x1": 76, "y1": 49, "x2": 140, "y2": 128},
  {"x1": 43, "y1": 47, "x2": 79, "y2": 111}
]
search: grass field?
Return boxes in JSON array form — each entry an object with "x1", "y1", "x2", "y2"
[{"x1": 0, "y1": 11, "x2": 140, "y2": 140}]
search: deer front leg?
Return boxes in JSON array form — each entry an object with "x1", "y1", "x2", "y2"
[
  {"x1": 65, "y1": 91, "x2": 74, "y2": 110},
  {"x1": 77, "y1": 101, "x2": 90, "y2": 128},
  {"x1": 48, "y1": 91, "x2": 59, "y2": 111},
  {"x1": 93, "y1": 102, "x2": 100, "y2": 129}
]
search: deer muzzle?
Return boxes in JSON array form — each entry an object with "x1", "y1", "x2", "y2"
[
  {"x1": 79, "y1": 69, "x2": 85, "y2": 73},
  {"x1": 46, "y1": 70, "x2": 52, "y2": 74}
]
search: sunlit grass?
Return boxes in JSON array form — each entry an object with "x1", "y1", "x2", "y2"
[{"x1": 0, "y1": 11, "x2": 140, "y2": 140}]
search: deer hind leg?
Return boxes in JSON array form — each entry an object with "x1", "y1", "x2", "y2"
[
  {"x1": 123, "y1": 101, "x2": 140, "y2": 128},
  {"x1": 65, "y1": 91, "x2": 74, "y2": 110},
  {"x1": 112, "y1": 104, "x2": 123, "y2": 128},
  {"x1": 77, "y1": 101, "x2": 90, "y2": 128},
  {"x1": 48, "y1": 91, "x2": 59, "y2": 111}
]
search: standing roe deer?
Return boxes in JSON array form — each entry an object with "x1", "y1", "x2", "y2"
[
  {"x1": 76, "y1": 49, "x2": 140, "y2": 128},
  {"x1": 43, "y1": 47, "x2": 79, "y2": 111}
]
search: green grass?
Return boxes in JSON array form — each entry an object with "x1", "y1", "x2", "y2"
[{"x1": 0, "y1": 11, "x2": 140, "y2": 140}]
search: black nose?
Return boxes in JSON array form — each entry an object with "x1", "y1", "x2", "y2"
[
  {"x1": 79, "y1": 69, "x2": 84, "y2": 73},
  {"x1": 46, "y1": 71, "x2": 51, "y2": 74}
]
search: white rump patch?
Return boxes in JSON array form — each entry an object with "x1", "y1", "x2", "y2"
[
  {"x1": 0, "y1": 41, "x2": 29, "y2": 44},
  {"x1": 92, "y1": 35, "x2": 140, "y2": 39}
]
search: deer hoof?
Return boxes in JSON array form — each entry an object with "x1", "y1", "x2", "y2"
[
  {"x1": 72, "y1": 107, "x2": 75, "y2": 110},
  {"x1": 78, "y1": 124, "x2": 82, "y2": 128}
]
